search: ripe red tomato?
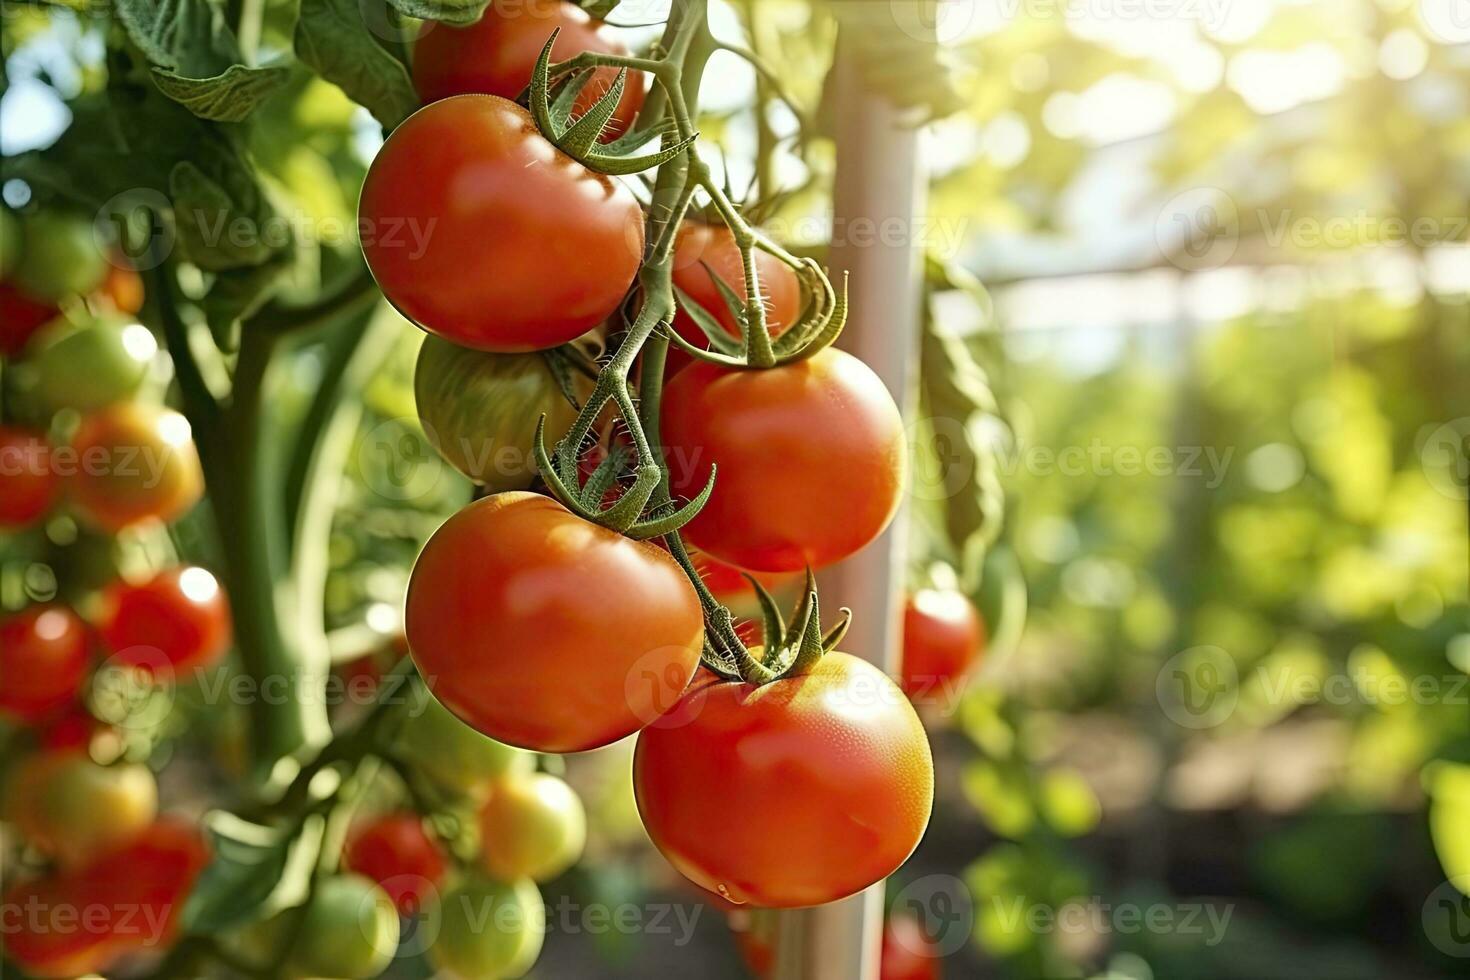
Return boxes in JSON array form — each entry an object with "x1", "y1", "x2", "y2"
[
  {"x1": 413, "y1": 0, "x2": 644, "y2": 140},
  {"x1": 344, "y1": 813, "x2": 448, "y2": 915},
  {"x1": 0, "y1": 606, "x2": 90, "y2": 723},
  {"x1": 405, "y1": 491, "x2": 704, "y2": 753},
  {"x1": 65, "y1": 820, "x2": 210, "y2": 957},
  {"x1": 5, "y1": 750, "x2": 158, "y2": 868},
  {"x1": 671, "y1": 222, "x2": 801, "y2": 348},
  {"x1": 0, "y1": 425, "x2": 60, "y2": 528},
  {"x1": 359, "y1": 95, "x2": 644, "y2": 353},
  {"x1": 901, "y1": 589, "x2": 985, "y2": 700},
  {"x1": 68, "y1": 403, "x2": 205, "y2": 532},
  {"x1": 634, "y1": 653, "x2": 934, "y2": 908},
  {"x1": 1, "y1": 872, "x2": 117, "y2": 978},
  {"x1": 97, "y1": 566, "x2": 232, "y2": 675},
  {"x1": 0, "y1": 280, "x2": 60, "y2": 356},
  {"x1": 478, "y1": 771, "x2": 586, "y2": 882},
  {"x1": 881, "y1": 913, "x2": 942, "y2": 980},
  {"x1": 661, "y1": 347, "x2": 907, "y2": 572}
]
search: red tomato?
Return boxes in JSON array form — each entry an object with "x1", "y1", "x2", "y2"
[
  {"x1": 68, "y1": 403, "x2": 205, "y2": 532},
  {"x1": 359, "y1": 95, "x2": 644, "y2": 353},
  {"x1": 406, "y1": 492, "x2": 704, "y2": 753},
  {"x1": 881, "y1": 913, "x2": 942, "y2": 980},
  {"x1": 634, "y1": 653, "x2": 933, "y2": 908},
  {"x1": 901, "y1": 589, "x2": 985, "y2": 700},
  {"x1": 0, "y1": 425, "x2": 60, "y2": 528},
  {"x1": 661, "y1": 347, "x2": 907, "y2": 572},
  {"x1": 671, "y1": 222, "x2": 800, "y2": 348},
  {"x1": 413, "y1": 0, "x2": 644, "y2": 140},
  {"x1": 344, "y1": 813, "x2": 447, "y2": 915},
  {"x1": 0, "y1": 606, "x2": 90, "y2": 724},
  {"x1": 97, "y1": 566, "x2": 232, "y2": 676},
  {"x1": 0, "y1": 279, "x2": 60, "y2": 356},
  {"x1": 1, "y1": 873, "x2": 116, "y2": 978}
]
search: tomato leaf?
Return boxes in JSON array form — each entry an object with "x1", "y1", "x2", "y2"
[
  {"x1": 181, "y1": 812, "x2": 322, "y2": 934},
  {"x1": 152, "y1": 64, "x2": 293, "y2": 123},
  {"x1": 386, "y1": 0, "x2": 489, "y2": 26},
  {"x1": 169, "y1": 161, "x2": 277, "y2": 269},
  {"x1": 295, "y1": 0, "x2": 419, "y2": 130}
]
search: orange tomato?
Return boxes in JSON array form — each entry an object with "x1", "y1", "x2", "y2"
[{"x1": 68, "y1": 403, "x2": 204, "y2": 532}]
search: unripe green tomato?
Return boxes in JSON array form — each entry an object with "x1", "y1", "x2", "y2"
[
  {"x1": 12, "y1": 212, "x2": 108, "y2": 302},
  {"x1": 395, "y1": 691, "x2": 532, "y2": 795},
  {"x1": 429, "y1": 877, "x2": 544, "y2": 980},
  {"x1": 479, "y1": 772, "x2": 586, "y2": 882},
  {"x1": 288, "y1": 874, "x2": 400, "y2": 980},
  {"x1": 0, "y1": 208, "x2": 20, "y2": 279},
  {"x1": 17, "y1": 317, "x2": 155, "y2": 414},
  {"x1": 414, "y1": 336, "x2": 579, "y2": 491}
]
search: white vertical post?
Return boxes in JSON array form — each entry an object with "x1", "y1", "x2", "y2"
[{"x1": 769, "y1": 32, "x2": 928, "y2": 980}]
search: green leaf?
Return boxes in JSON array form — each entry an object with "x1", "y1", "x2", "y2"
[
  {"x1": 152, "y1": 64, "x2": 292, "y2": 123},
  {"x1": 295, "y1": 0, "x2": 419, "y2": 130},
  {"x1": 386, "y1": 0, "x2": 488, "y2": 26},
  {"x1": 579, "y1": 0, "x2": 619, "y2": 19},
  {"x1": 182, "y1": 812, "x2": 320, "y2": 934},
  {"x1": 170, "y1": 161, "x2": 276, "y2": 269},
  {"x1": 115, "y1": 0, "x2": 239, "y2": 77}
]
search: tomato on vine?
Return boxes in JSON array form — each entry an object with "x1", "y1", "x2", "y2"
[
  {"x1": 0, "y1": 426, "x2": 60, "y2": 529},
  {"x1": 413, "y1": 0, "x2": 645, "y2": 140},
  {"x1": 405, "y1": 491, "x2": 705, "y2": 753},
  {"x1": 634, "y1": 653, "x2": 934, "y2": 908},
  {"x1": 394, "y1": 690, "x2": 532, "y2": 793},
  {"x1": 901, "y1": 589, "x2": 985, "y2": 700},
  {"x1": 344, "y1": 812, "x2": 448, "y2": 915},
  {"x1": 661, "y1": 347, "x2": 907, "y2": 572},
  {"x1": 429, "y1": 877, "x2": 545, "y2": 980},
  {"x1": 5, "y1": 750, "x2": 159, "y2": 867},
  {"x1": 288, "y1": 874, "x2": 400, "y2": 980},
  {"x1": 11, "y1": 211, "x2": 108, "y2": 303},
  {"x1": 478, "y1": 771, "x2": 587, "y2": 882},
  {"x1": 671, "y1": 222, "x2": 801, "y2": 349},
  {"x1": 20, "y1": 316, "x2": 155, "y2": 415},
  {"x1": 1, "y1": 873, "x2": 117, "y2": 978},
  {"x1": 68, "y1": 402, "x2": 205, "y2": 532},
  {"x1": 0, "y1": 606, "x2": 90, "y2": 723},
  {"x1": 97, "y1": 566, "x2": 232, "y2": 675},
  {"x1": 359, "y1": 95, "x2": 644, "y2": 352}
]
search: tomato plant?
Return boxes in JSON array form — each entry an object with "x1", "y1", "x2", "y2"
[
  {"x1": 405, "y1": 491, "x2": 705, "y2": 752},
  {"x1": 429, "y1": 877, "x2": 545, "y2": 980},
  {"x1": 901, "y1": 589, "x2": 985, "y2": 699},
  {"x1": 634, "y1": 653, "x2": 934, "y2": 908},
  {"x1": 359, "y1": 95, "x2": 643, "y2": 352},
  {"x1": 393, "y1": 686, "x2": 532, "y2": 793},
  {"x1": 661, "y1": 347, "x2": 908, "y2": 572},
  {"x1": 18, "y1": 316, "x2": 155, "y2": 415},
  {"x1": 344, "y1": 812, "x2": 447, "y2": 915},
  {"x1": 5, "y1": 750, "x2": 159, "y2": 867},
  {"x1": 0, "y1": 606, "x2": 90, "y2": 723},
  {"x1": 0, "y1": 425, "x2": 60, "y2": 528},
  {"x1": 10, "y1": 212, "x2": 108, "y2": 302},
  {"x1": 671, "y1": 221, "x2": 801, "y2": 348},
  {"x1": 413, "y1": 0, "x2": 645, "y2": 140},
  {"x1": 67, "y1": 402, "x2": 204, "y2": 532},
  {"x1": 288, "y1": 874, "x2": 400, "y2": 980},
  {"x1": 96, "y1": 566, "x2": 232, "y2": 675},
  {"x1": 414, "y1": 335, "x2": 581, "y2": 490},
  {"x1": 478, "y1": 771, "x2": 587, "y2": 882}
]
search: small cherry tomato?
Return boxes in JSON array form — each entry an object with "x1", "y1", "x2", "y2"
[
  {"x1": 479, "y1": 771, "x2": 587, "y2": 882},
  {"x1": 359, "y1": 95, "x2": 644, "y2": 352},
  {"x1": 661, "y1": 347, "x2": 907, "y2": 572},
  {"x1": 634, "y1": 653, "x2": 934, "y2": 908},
  {"x1": 901, "y1": 589, "x2": 984, "y2": 701},
  {"x1": 98, "y1": 261, "x2": 145, "y2": 314},
  {"x1": 68, "y1": 403, "x2": 205, "y2": 532},
  {"x1": 12, "y1": 212, "x2": 108, "y2": 302},
  {"x1": 406, "y1": 491, "x2": 704, "y2": 753},
  {"x1": 344, "y1": 812, "x2": 448, "y2": 916},
  {"x1": 288, "y1": 874, "x2": 401, "y2": 980},
  {"x1": 5, "y1": 750, "x2": 159, "y2": 868},
  {"x1": 19, "y1": 316, "x2": 155, "y2": 415},
  {"x1": 414, "y1": 335, "x2": 580, "y2": 490},
  {"x1": 1, "y1": 873, "x2": 117, "y2": 978},
  {"x1": 0, "y1": 606, "x2": 90, "y2": 723},
  {"x1": 394, "y1": 690, "x2": 533, "y2": 794},
  {"x1": 429, "y1": 877, "x2": 545, "y2": 980},
  {"x1": 0, "y1": 279, "x2": 60, "y2": 356},
  {"x1": 97, "y1": 566, "x2": 232, "y2": 675},
  {"x1": 0, "y1": 425, "x2": 60, "y2": 529},
  {"x1": 880, "y1": 912, "x2": 943, "y2": 980},
  {"x1": 413, "y1": 0, "x2": 645, "y2": 140}
]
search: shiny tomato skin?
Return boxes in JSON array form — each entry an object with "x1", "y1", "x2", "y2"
[
  {"x1": 0, "y1": 280, "x2": 60, "y2": 356},
  {"x1": 634, "y1": 653, "x2": 934, "y2": 908},
  {"x1": 359, "y1": 95, "x2": 643, "y2": 353},
  {"x1": 661, "y1": 348, "x2": 907, "y2": 572},
  {"x1": 413, "y1": 0, "x2": 644, "y2": 140},
  {"x1": 0, "y1": 426, "x2": 60, "y2": 529},
  {"x1": 406, "y1": 492, "x2": 704, "y2": 753},
  {"x1": 901, "y1": 589, "x2": 985, "y2": 699},
  {"x1": 671, "y1": 223, "x2": 801, "y2": 347},
  {"x1": 0, "y1": 606, "x2": 90, "y2": 724},
  {"x1": 344, "y1": 813, "x2": 448, "y2": 915},
  {"x1": 68, "y1": 403, "x2": 205, "y2": 532},
  {"x1": 97, "y1": 566, "x2": 232, "y2": 675}
]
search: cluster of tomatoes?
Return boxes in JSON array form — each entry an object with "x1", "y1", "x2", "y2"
[{"x1": 0, "y1": 208, "x2": 236, "y2": 977}]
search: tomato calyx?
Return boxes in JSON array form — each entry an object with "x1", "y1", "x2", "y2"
[
  {"x1": 698, "y1": 567, "x2": 852, "y2": 686},
  {"x1": 529, "y1": 31, "x2": 697, "y2": 175}
]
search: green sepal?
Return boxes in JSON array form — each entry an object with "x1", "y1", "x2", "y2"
[{"x1": 672, "y1": 283, "x2": 743, "y2": 356}]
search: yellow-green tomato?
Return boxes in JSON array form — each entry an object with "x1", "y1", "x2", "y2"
[
  {"x1": 429, "y1": 878, "x2": 544, "y2": 980},
  {"x1": 414, "y1": 335, "x2": 579, "y2": 491},
  {"x1": 6, "y1": 751, "x2": 158, "y2": 868},
  {"x1": 12, "y1": 212, "x2": 108, "y2": 302},
  {"x1": 18, "y1": 317, "x2": 155, "y2": 414},
  {"x1": 395, "y1": 691, "x2": 531, "y2": 795},
  {"x1": 289, "y1": 874, "x2": 400, "y2": 980},
  {"x1": 478, "y1": 772, "x2": 586, "y2": 882}
]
